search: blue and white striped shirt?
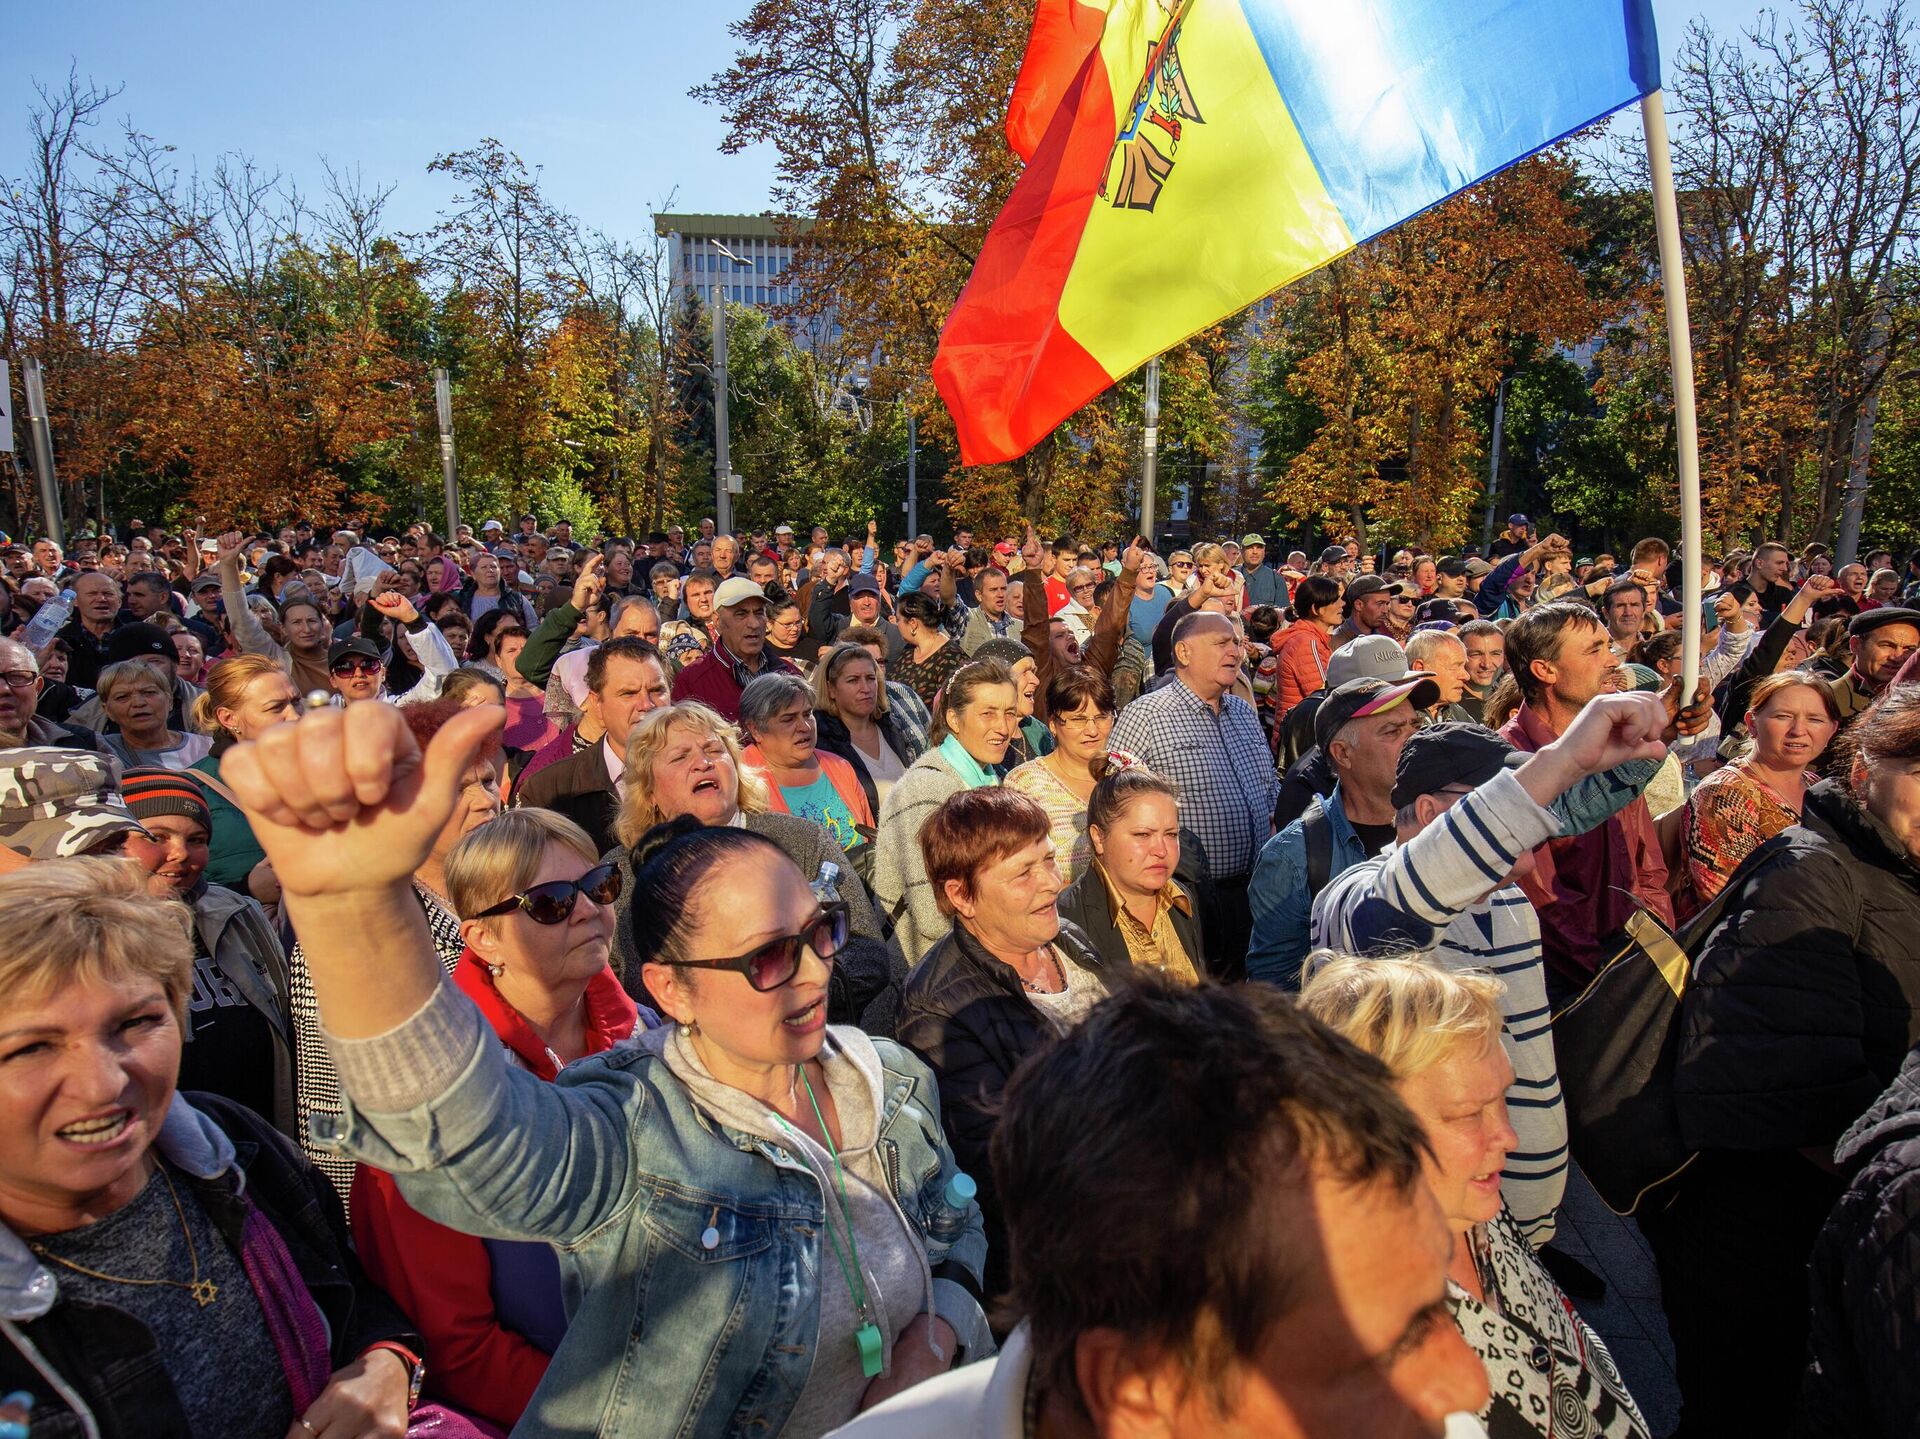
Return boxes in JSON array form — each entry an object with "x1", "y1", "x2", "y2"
[{"x1": 1311, "y1": 768, "x2": 1568, "y2": 1245}]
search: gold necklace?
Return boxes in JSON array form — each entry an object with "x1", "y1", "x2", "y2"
[{"x1": 32, "y1": 1163, "x2": 218, "y2": 1307}]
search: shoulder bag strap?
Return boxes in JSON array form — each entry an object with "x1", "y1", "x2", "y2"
[{"x1": 1303, "y1": 800, "x2": 1334, "y2": 898}]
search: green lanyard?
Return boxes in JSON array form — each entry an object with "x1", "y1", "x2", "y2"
[{"x1": 776, "y1": 1067, "x2": 886, "y2": 1378}]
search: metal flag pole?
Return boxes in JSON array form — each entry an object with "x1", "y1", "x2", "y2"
[
  {"x1": 1641, "y1": 89, "x2": 1703, "y2": 696},
  {"x1": 22, "y1": 359, "x2": 65, "y2": 548},
  {"x1": 1141, "y1": 357, "x2": 1161, "y2": 543},
  {"x1": 433, "y1": 368, "x2": 460, "y2": 537}
]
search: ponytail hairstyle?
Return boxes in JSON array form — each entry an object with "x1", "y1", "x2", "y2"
[
  {"x1": 617, "y1": 816, "x2": 788, "y2": 998},
  {"x1": 1086, "y1": 764, "x2": 1181, "y2": 835},
  {"x1": 191, "y1": 654, "x2": 290, "y2": 748},
  {"x1": 896, "y1": 588, "x2": 948, "y2": 633}
]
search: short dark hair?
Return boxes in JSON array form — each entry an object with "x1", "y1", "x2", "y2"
[
  {"x1": 1503, "y1": 601, "x2": 1604, "y2": 703},
  {"x1": 586, "y1": 636, "x2": 664, "y2": 695},
  {"x1": 1292, "y1": 573, "x2": 1342, "y2": 614},
  {"x1": 994, "y1": 976, "x2": 1429, "y2": 1413},
  {"x1": 1457, "y1": 619, "x2": 1502, "y2": 644},
  {"x1": 1603, "y1": 576, "x2": 1649, "y2": 612},
  {"x1": 919, "y1": 787, "x2": 1051, "y2": 917},
  {"x1": 1044, "y1": 665, "x2": 1114, "y2": 721}
]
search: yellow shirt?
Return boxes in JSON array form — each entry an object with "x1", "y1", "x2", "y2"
[{"x1": 1099, "y1": 865, "x2": 1200, "y2": 985}]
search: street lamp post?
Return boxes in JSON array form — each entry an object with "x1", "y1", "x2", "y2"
[
  {"x1": 433, "y1": 368, "x2": 460, "y2": 537},
  {"x1": 21, "y1": 359, "x2": 65, "y2": 548},
  {"x1": 1140, "y1": 357, "x2": 1161, "y2": 544},
  {"x1": 710, "y1": 241, "x2": 755, "y2": 535}
]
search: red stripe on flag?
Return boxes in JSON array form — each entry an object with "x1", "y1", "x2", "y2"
[
  {"x1": 1006, "y1": 0, "x2": 1111, "y2": 162},
  {"x1": 936, "y1": 49, "x2": 1118, "y2": 467}
]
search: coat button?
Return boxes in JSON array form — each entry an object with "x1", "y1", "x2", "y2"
[
  {"x1": 1528, "y1": 1343, "x2": 1551, "y2": 1374},
  {"x1": 701, "y1": 1226, "x2": 720, "y2": 1251}
]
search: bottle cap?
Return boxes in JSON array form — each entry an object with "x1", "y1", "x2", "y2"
[{"x1": 944, "y1": 1172, "x2": 977, "y2": 1208}]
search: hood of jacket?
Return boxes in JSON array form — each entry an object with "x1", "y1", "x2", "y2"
[{"x1": 0, "y1": 1095, "x2": 236, "y2": 1320}]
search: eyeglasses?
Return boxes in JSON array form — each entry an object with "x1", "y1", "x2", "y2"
[
  {"x1": 474, "y1": 862, "x2": 624, "y2": 925},
  {"x1": 329, "y1": 657, "x2": 383, "y2": 678},
  {"x1": 0, "y1": 670, "x2": 41, "y2": 690},
  {"x1": 652, "y1": 905, "x2": 849, "y2": 990}
]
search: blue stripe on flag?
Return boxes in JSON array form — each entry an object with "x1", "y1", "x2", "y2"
[{"x1": 1239, "y1": 0, "x2": 1660, "y2": 241}]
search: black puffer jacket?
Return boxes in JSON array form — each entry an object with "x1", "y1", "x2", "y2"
[
  {"x1": 1795, "y1": 1045, "x2": 1920, "y2": 1437},
  {"x1": 896, "y1": 919, "x2": 1116, "y2": 1299},
  {"x1": 1676, "y1": 780, "x2": 1920, "y2": 1154}
]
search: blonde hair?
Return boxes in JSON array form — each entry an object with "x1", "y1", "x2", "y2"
[
  {"x1": 444, "y1": 808, "x2": 601, "y2": 921},
  {"x1": 96, "y1": 659, "x2": 171, "y2": 706},
  {"x1": 0, "y1": 858, "x2": 194, "y2": 1022},
  {"x1": 192, "y1": 654, "x2": 291, "y2": 738},
  {"x1": 613, "y1": 701, "x2": 770, "y2": 849},
  {"x1": 1297, "y1": 953, "x2": 1505, "y2": 1081}
]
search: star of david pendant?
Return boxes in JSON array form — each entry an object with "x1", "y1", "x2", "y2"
[{"x1": 190, "y1": 1278, "x2": 218, "y2": 1306}]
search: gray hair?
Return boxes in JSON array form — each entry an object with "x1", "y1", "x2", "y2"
[
  {"x1": 738, "y1": 672, "x2": 815, "y2": 736},
  {"x1": 1403, "y1": 629, "x2": 1465, "y2": 669}
]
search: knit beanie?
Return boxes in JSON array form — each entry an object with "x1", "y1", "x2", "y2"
[
  {"x1": 970, "y1": 638, "x2": 1032, "y2": 670},
  {"x1": 119, "y1": 767, "x2": 213, "y2": 828}
]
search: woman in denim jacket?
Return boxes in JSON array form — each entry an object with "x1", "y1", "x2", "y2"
[{"x1": 222, "y1": 699, "x2": 992, "y2": 1439}]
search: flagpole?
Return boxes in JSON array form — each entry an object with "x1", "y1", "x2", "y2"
[{"x1": 1641, "y1": 88, "x2": 1702, "y2": 697}]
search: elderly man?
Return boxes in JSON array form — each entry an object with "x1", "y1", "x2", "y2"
[
  {"x1": 0, "y1": 639, "x2": 103, "y2": 753},
  {"x1": 514, "y1": 636, "x2": 672, "y2": 853},
  {"x1": 670, "y1": 578, "x2": 801, "y2": 723},
  {"x1": 1108, "y1": 610, "x2": 1280, "y2": 976},
  {"x1": 827, "y1": 980, "x2": 1489, "y2": 1439},
  {"x1": 1404, "y1": 628, "x2": 1473, "y2": 722},
  {"x1": 1831, "y1": 607, "x2": 1920, "y2": 731},
  {"x1": 1248, "y1": 675, "x2": 1435, "y2": 987},
  {"x1": 56, "y1": 571, "x2": 125, "y2": 689},
  {"x1": 124, "y1": 570, "x2": 178, "y2": 623}
]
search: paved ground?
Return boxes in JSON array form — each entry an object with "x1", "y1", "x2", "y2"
[{"x1": 1555, "y1": 1167, "x2": 1681, "y2": 1437}]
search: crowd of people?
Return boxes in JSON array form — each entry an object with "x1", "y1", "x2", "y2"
[{"x1": 1, "y1": 506, "x2": 1917, "y2": 1439}]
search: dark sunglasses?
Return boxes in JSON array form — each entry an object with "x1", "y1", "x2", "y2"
[
  {"x1": 329, "y1": 657, "x2": 382, "y2": 677},
  {"x1": 474, "y1": 862, "x2": 623, "y2": 925},
  {"x1": 653, "y1": 905, "x2": 849, "y2": 991}
]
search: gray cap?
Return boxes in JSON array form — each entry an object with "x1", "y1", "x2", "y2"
[
  {"x1": 1326, "y1": 634, "x2": 1408, "y2": 689},
  {"x1": 0, "y1": 747, "x2": 146, "y2": 861}
]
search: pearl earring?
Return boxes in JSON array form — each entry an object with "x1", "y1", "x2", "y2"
[{"x1": 486, "y1": 961, "x2": 505, "y2": 979}]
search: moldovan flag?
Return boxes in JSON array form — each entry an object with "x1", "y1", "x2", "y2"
[{"x1": 937, "y1": 0, "x2": 1663, "y2": 465}]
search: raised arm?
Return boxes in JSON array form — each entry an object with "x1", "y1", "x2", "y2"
[{"x1": 1083, "y1": 539, "x2": 1149, "y2": 678}]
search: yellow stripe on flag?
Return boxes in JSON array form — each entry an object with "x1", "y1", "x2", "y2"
[{"x1": 1056, "y1": 0, "x2": 1354, "y2": 375}]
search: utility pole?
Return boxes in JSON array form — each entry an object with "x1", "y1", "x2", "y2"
[
  {"x1": 433, "y1": 368, "x2": 460, "y2": 537},
  {"x1": 711, "y1": 290, "x2": 734, "y2": 535},
  {"x1": 1836, "y1": 282, "x2": 1894, "y2": 569},
  {"x1": 1480, "y1": 375, "x2": 1508, "y2": 553},
  {"x1": 905, "y1": 408, "x2": 918, "y2": 538},
  {"x1": 21, "y1": 359, "x2": 64, "y2": 548},
  {"x1": 1141, "y1": 357, "x2": 1161, "y2": 543}
]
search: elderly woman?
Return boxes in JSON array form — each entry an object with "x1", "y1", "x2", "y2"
[
  {"x1": 352, "y1": 808, "x2": 649, "y2": 1431},
  {"x1": 969, "y1": 636, "x2": 1051, "y2": 762},
  {"x1": 896, "y1": 786, "x2": 1116, "y2": 1300},
  {"x1": 813, "y1": 641, "x2": 920, "y2": 814},
  {"x1": 871, "y1": 659, "x2": 1022, "y2": 966},
  {"x1": 216, "y1": 705, "x2": 991, "y2": 1439},
  {"x1": 0, "y1": 859, "x2": 433, "y2": 1438},
  {"x1": 117, "y1": 766, "x2": 298, "y2": 1139},
  {"x1": 1055, "y1": 765, "x2": 1210, "y2": 984},
  {"x1": 1651, "y1": 683, "x2": 1920, "y2": 1434},
  {"x1": 739, "y1": 671, "x2": 876, "y2": 851},
  {"x1": 98, "y1": 659, "x2": 215, "y2": 770},
  {"x1": 289, "y1": 696, "x2": 501, "y2": 1199},
  {"x1": 188, "y1": 653, "x2": 301, "y2": 896},
  {"x1": 1301, "y1": 955, "x2": 1650, "y2": 1438},
  {"x1": 612, "y1": 699, "x2": 903, "y2": 1034},
  {"x1": 1684, "y1": 671, "x2": 1840, "y2": 906},
  {"x1": 1003, "y1": 666, "x2": 1116, "y2": 882}
]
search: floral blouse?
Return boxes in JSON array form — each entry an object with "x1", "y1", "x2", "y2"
[
  {"x1": 1004, "y1": 756, "x2": 1093, "y2": 882},
  {"x1": 892, "y1": 639, "x2": 970, "y2": 712},
  {"x1": 1450, "y1": 1208, "x2": 1649, "y2": 1439},
  {"x1": 1684, "y1": 758, "x2": 1805, "y2": 906}
]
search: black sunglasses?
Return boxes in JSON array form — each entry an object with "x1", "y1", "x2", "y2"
[
  {"x1": 652, "y1": 905, "x2": 849, "y2": 991},
  {"x1": 474, "y1": 862, "x2": 623, "y2": 925},
  {"x1": 329, "y1": 656, "x2": 382, "y2": 677}
]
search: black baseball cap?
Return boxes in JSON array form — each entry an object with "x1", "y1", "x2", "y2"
[
  {"x1": 1392, "y1": 723, "x2": 1526, "y2": 809},
  {"x1": 1318, "y1": 545, "x2": 1349, "y2": 565},
  {"x1": 106, "y1": 622, "x2": 176, "y2": 664},
  {"x1": 1315, "y1": 675, "x2": 1442, "y2": 752},
  {"x1": 1436, "y1": 555, "x2": 1471, "y2": 578},
  {"x1": 327, "y1": 637, "x2": 383, "y2": 668}
]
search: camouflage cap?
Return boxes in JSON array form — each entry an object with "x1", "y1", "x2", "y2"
[{"x1": 0, "y1": 747, "x2": 148, "y2": 861}]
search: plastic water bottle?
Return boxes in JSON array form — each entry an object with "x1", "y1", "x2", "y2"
[
  {"x1": 20, "y1": 588, "x2": 74, "y2": 652},
  {"x1": 925, "y1": 1171, "x2": 978, "y2": 1242}
]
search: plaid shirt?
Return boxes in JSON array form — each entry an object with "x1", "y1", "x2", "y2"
[{"x1": 1108, "y1": 676, "x2": 1280, "y2": 877}]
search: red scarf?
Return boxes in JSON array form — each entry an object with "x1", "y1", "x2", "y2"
[{"x1": 454, "y1": 948, "x2": 639, "y2": 1081}]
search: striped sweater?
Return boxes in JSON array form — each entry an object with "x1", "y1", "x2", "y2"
[{"x1": 1311, "y1": 769, "x2": 1567, "y2": 1245}]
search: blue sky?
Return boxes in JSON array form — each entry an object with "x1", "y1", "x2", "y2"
[{"x1": 7, "y1": 0, "x2": 1780, "y2": 245}]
